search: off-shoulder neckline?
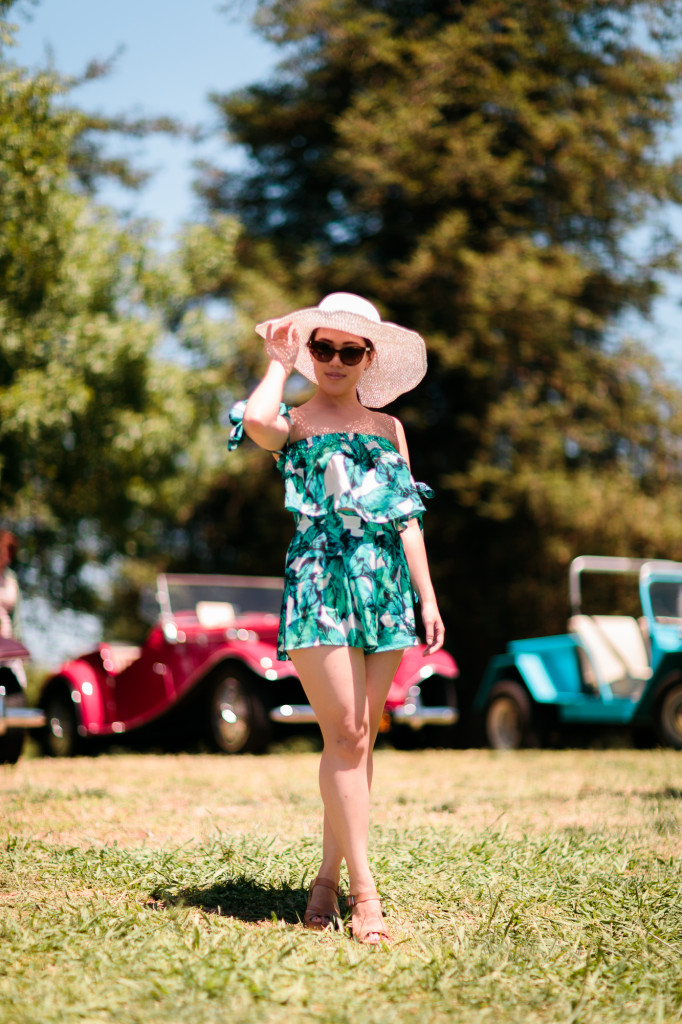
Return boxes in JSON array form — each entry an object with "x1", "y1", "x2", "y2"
[{"x1": 286, "y1": 431, "x2": 399, "y2": 453}]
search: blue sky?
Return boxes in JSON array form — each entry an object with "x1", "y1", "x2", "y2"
[
  {"x1": 11, "y1": 0, "x2": 278, "y2": 238},
  {"x1": 11, "y1": 0, "x2": 682, "y2": 378}
]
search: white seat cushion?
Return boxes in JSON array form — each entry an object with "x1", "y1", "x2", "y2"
[
  {"x1": 102, "y1": 644, "x2": 142, "y2": 675},
  {"x1": 195, "y1": 601, "x2": 235, "y2": 628},
  {"x1": 591, "y1": 615, "x2": 651, "y2": 680},
  {"x1": 568, "y1": 614, "x2": 651, "y2": 696}
]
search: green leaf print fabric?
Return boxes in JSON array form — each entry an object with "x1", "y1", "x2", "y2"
[
  {"x1": 277, "y1": 432, "x2": 432, "y2": 527},
  {"x1": 227, "y1": 405, "x2": 433, "y2": 660}
]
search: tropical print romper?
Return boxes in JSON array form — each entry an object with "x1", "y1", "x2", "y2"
[{"x1": 228, "y1": 402, "x2": 433, "y2": 661}]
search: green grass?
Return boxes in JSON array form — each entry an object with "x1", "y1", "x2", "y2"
[{"x1": 1, "y1": 748, "x2": 682, "y2": 1023}]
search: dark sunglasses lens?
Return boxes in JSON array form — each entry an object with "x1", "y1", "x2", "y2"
[
  {"x1": 340, "y1": 347, "x2": 367, "y2": 365},
  {"x1": 309, "y1": 341, "x2": 367, "y2": 365},
  {"x1": 309, "y1": 341, "x2": 334, "y2": 362}
]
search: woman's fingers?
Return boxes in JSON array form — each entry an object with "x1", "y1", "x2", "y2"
[
  {"x1": 264, "y1": 321, "x2": 299, "y2": 370},
  {"x1": 423, "y1": 613, "x2": 445, "y2": 654}
]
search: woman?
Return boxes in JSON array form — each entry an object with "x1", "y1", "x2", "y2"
[
  {"x1": 0, "y1": 530, "x2": 26, "y2": 687},
  {"x1": 229, "y1": 293, "x2": 444, "y2": 945}
]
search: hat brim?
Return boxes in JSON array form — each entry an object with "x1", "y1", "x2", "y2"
[{"x1": 255, "y1": 307, "x2": 427, "y2": 408}]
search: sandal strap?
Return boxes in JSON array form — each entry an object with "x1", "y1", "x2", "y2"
[
  {"x1": 310, "y1": 876, "x2": 340, "y2": 894},
  {"x1": 346, "y1": 891, "x2": 381, "y2": 908},
  {"x1": 346, "y1": 892, "x2": 391, "y2": 944}
]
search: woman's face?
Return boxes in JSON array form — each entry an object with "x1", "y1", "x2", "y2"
[{"x1": 309, "y1": 328, "x2": 374, "y2": 395}]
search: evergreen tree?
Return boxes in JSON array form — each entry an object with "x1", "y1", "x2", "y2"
[{"x1": 198, "y1": 0, "x2": 682, "y2": 690}]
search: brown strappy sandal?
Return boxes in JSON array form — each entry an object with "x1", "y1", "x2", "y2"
[
  {"x1": 304, "y1": 876, "x2": 342, "y2": 931},
  {"x1": 346, "y1": 892, "x2": 392, "y2": 946}
]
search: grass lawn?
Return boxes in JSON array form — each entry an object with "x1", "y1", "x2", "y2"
[{"x1": 1, "y1": 746, "x2": 681, "y2": 1023}]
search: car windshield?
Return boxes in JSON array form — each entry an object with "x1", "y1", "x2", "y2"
[
  {"x1": 160, "y1": 575, "x2": 283, "y2": 618},
  {"x1": 649, "y1": 579, "x2": 682, "y2": 624}
]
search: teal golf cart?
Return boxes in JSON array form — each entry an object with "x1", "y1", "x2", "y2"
[{"x1": 474, "y1": 556, "x2": 682, "y2": 749}]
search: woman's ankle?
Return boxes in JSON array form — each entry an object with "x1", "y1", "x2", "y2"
[
  {"x1": 317, "y1": 863, "x2": 342, "y2": 886},
  {"x1": 347, "y1": 872, "x2": 377, "y2": 896}
]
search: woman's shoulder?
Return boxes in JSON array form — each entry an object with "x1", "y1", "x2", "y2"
[
  {"x1": 372, "y1": 410, "x2": 401, "y2": 438},
  {"x1": 288, "y1": 405, "x2": 399, "y2": 443}
]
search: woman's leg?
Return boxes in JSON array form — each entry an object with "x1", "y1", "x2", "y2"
[
  {"x1": 318, "y1": 646, "x2": 401, "y2": 883},
  {"x1": 289, "y1": 645, "x2": 402, "y2": 895}
]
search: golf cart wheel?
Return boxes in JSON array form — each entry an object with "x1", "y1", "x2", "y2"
[
  {"x1": 485, "y1": 680, "x2": 536, "y2": 750},
  {"x1": 207, "y1": 665, "x2": 270, "y2": 754},
  {"x1": 41, "y1": 683, "x2": 82, "y2": 757},
  {"x1": 656, "y1": 682, "x2": 682, "y2": 750}
]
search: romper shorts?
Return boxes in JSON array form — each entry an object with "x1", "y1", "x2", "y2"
[{"x1": 276, "y1": 511, "x2": 418, "y2": 660}]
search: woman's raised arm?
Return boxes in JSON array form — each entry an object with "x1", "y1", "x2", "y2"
[{"x1": 243, "y1": 323, "x2": 299, "y2": 451}]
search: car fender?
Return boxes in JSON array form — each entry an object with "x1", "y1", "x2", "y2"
[
  {"x1": 230, "y1": 640, "x2": 299, "y2": 681},
  {"x1": 634, "y1": 655, "x2": 682, "y2": 720},
  {"x1": 385, "y1": 646, "x2": 458, "y2": 709},
  {"x1": 185, "y1": 641, "x2": 299, "y2": 693},
  {"x1": 41, "y1": 662, "x2": 108, "y2": 735},
  {"x1": 472, "y1": 655, "x2": 521, "y2": 713},
  {"x1": 0, "y1": 637, "x2": 29, "y2": 661}
]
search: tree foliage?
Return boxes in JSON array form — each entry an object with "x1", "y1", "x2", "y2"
[
  {"x1": 198, "y1": 0, "x2": 682, "y2": 687},
  {"x1": 0, "y1": 5, "x2": 220, "y2": 612}
]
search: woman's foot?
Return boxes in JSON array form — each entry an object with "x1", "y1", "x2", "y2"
[
  {"x1": 346, "y1": 892, "x2": 391, "y2": 946},
  {"x1": 304, "y1": 876, "x2": 341, "y2": 931}
]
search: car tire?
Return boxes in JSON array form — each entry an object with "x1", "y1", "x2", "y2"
[
  {"x1": 656, "y1": 682, "x2": 682, "y2": 750},
  {"x1": 41, "y1": 684, "x2": 82, "y2": 757},
  {"x1": 207, "y1": 665, "x2": 270, "y2": 754},
  {"x1": 0, "y1": 689, "x2": 26, "y2": 764},
  {"x1": 485, "y1": 680, "x2": 539, "y2": 750}
]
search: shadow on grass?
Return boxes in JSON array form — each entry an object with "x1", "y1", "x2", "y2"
[{"x1": 147, "y1": 878, "x2": 307, "y2": 924}]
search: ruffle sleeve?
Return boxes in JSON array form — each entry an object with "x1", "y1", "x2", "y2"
[
  {"x1": 227, "y1": 400, "x2": 290, "y2": 452},
  {"x1": 277, "y1": 434, "x2": 433, "y2": 529}
]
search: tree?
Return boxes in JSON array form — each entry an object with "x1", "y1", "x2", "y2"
[
  {"x1": 0, "y1": 5, "x2": 223, "y2": 614},
  {"x1": 197, "y1": 0, "x2": 682, "y2": 690}
]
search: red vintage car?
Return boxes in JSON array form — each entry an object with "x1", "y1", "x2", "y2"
[{"x1": 38, "y1": 574, "x2": 458, "y2": 756}]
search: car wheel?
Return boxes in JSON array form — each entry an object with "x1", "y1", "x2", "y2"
[
  {"x1": 0, "y1": 690, "x2": 26, "y2": 764},
  {"x1": 207, "y1": 666, "x2": 270, "y2": 754},
  {"x1": 41, "y1": 685, "x2": 81, "y2": 757},
  {"x1": 656, "y1": 683, "x2": 682, "y2": 750},
  {"x1": 485, "y1": 680, "x2": 537, "y2": 750}
]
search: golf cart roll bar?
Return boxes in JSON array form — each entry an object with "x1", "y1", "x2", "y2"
[{"x1": 568, "y1": 556, "x2": 648, "y2": 616}]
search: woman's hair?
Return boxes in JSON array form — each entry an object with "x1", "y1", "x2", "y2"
[
  {"x1": 0, "y1": 530, "x2": 18, "y2": 564},
  {"x1": 309, "y1": 328, "x2": 374, "y2": 351}
]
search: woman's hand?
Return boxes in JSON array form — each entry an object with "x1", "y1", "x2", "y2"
[
  {"x1": 264, "y1": 321, "x2": 299, "y2": 375},
  {"x1": 420, "y1": 599, "x2": 445, "y2": 654}
]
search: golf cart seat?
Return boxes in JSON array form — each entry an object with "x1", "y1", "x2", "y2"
[{"x1": 568, "y1": 614, "x2": 652, "y2": 698}]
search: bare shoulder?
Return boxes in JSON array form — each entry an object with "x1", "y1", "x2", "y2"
[
  {"x1": 363, "y1": 410, "x2": 398, "y2": 443},
  {"x1": 287, "y1": 402, "x2": 316, "y2": 442},
  {"x1": 388, "y1": 416, "x2": 410, "y2": 461}
]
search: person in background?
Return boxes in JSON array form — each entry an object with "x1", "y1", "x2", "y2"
[
  {"x1": 229, "y1": 293, "x2": 444, "y2": 945},
  {"x1": 0, "y1": 530, "x2": 26, "y2": 686}
]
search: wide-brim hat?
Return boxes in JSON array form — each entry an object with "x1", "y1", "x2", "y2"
[{"x1": 255, "y1": 292, "x2": 427, "y2": 408}]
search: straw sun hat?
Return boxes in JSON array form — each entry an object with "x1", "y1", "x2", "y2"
[{"x1": 255, "y1": 292, "x2": 427, "y2": 408}]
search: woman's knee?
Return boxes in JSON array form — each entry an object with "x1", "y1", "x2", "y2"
[{"x1": 325, "y1": 716, "x2": 370, "y2": 763}]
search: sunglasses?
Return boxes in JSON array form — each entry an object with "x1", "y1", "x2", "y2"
[{"x1": 308, "y1": 339, "x2": 371, "y2": 366}]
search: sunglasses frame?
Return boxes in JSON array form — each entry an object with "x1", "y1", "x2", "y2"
[{"x1": 307, "y1": 339, "x2": 372, "y2": 366}]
